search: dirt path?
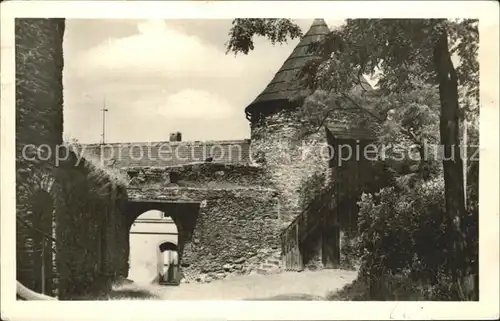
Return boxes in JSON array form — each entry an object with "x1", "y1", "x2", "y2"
[{"x1": 114, "y1": 269, "x2": 357, "y2": 300}]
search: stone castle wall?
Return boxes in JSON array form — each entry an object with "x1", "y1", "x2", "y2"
[
  {"x1": 125, "y1": 162, "x2": 271, "y2": 189},
  {"x1": 127, "y1": 186, "x2": 280, "y2": 283},
  {"x1": 249, "y1": 108, "x2": 331, "y2": 230}
]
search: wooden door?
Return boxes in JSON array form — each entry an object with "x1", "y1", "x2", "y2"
[{"x1": 322, "y1": 225, "x2": 340, "y2": 268}]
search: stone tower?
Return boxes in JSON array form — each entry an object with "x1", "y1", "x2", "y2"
[{"x1": 246, "y1": 19, "x2": 333, "y2": 229}]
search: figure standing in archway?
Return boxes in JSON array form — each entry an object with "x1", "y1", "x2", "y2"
[
  {"x1": 159, "y1": 241, "x2": 179, "y2": 285},
  {"x1": 168, "y1": 250, "x2": 179, "y2": 285},
  {"x1": 162, "y1": 250, "x2": 171, "y2": 283},
  {"x1": 161, "y1": 249, "x2": 179, "y2": 285}
]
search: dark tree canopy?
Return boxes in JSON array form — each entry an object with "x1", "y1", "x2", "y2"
[{"x1": 226, "y1": 19, "x2": 302, "y2": 55}]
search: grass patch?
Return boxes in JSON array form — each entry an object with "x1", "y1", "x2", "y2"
[
  {"x1": 326, "y1": 277, "x2": 370, "y2": 301},
  {"x1": 326, "y1": 274, "x2": 464, "y2": 301}
]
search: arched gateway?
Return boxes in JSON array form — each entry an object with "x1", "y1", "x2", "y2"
[{"x1": 125, "y1": 200, "x2": 200, "y2": 285}]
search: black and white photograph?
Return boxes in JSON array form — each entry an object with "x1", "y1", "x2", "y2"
[{"x1": 1, "y1": 1, "x2": 499, "y2": 320}]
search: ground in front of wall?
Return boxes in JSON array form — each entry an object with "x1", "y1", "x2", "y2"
[{"x1": 109, "y1": 269, "x2": 358, "y2": 300}]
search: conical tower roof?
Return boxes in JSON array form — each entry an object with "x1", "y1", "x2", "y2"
[
  {"x1": 245, "y1": 19, "x2": 373, "y2": 118},
  {"x1": 245, "y1": 19, "x2": 330, "y2": 116}
]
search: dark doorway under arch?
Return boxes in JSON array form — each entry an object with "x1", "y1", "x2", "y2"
[
  {"x1": 159, "y1": 241, "x2": 178, "y2": 252},
  {"x1": 159, "y1": 241, "x2": 179, "y2": 286}
]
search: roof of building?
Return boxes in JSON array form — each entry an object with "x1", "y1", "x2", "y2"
[
  {"x1": 245, "y1": 18, "x2": 374, "y2": 118},
  {"x1": 81, "y1": 139, "x2": 252, "y2": 168},
  {"x1": 245, "y1": 19, "x2": 330, "y2": 115}
]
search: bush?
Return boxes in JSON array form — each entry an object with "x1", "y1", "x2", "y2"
[
  {"x1": 339, "y1": 229, "x2": 361, "y2": 270},
  {"x1": 328, "y1": 272, "x2": 459, "y2": 301},
  {"x1": 354, "y1": 174, "x2": 478, "y2": 300}
]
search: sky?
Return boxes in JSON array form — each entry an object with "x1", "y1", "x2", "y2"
[
  {"x1": 62, "y1": 19, "x2": 344, "y2": 144},
  {"x1": 62, "y1": 18, "x2": 498, "y2": 145}
]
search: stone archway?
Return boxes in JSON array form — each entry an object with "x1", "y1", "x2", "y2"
[
  {"x1": 127, "y1": 210, "x2": 178, "y2": 285},
  {"x1": 124, "y1": 200, "x2": 201, "y2": 285}
]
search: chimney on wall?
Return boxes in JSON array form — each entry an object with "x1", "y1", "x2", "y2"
[{"x1": 169, "y1": 132, "x2": 182, "y2": 142}]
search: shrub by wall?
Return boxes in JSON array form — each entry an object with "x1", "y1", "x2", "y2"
[{"x1": 355, "y1": 174, "x2": 478, "y2": 300}]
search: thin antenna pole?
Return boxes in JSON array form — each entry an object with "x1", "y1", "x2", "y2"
[{"x1": 101, "y1": 97, "x2": 108, "y2": 145}]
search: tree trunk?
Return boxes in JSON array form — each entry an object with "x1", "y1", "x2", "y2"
[{"x1": 432, "y1": 27, "x2": 469, "y2": 298}]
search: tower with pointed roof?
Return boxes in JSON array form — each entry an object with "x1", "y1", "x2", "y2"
[
  {"x1": 245, "y1": 18, "x2": 330, "y2": 121},
  {"x1": 245, "y1": 19, "x2": 379, "y2": 234},
  {"x1": 246, "y1": 19, "x2": 335, "y2": 231}
]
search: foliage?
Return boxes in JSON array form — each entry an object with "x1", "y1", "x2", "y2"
[
  {"x1": 327, "y1": 271, "x2": 459, "y2": 301},
  {"x1": 227, "y1": 19, "x2": 478, "y2": 112},
  {"x1": 226, "y1": 18, "x2": 475, "y2": 173},
  {"x1": 299, "y1": 81, "x2": 443, "y2": 179},
  {"x1": 226, "y1": 19, "x2": 302, "y2": 55},
  {"x1": 355, "y1": 174, "x2": 478, "y2": 300},
  {"x1": 339, "y1": 230, "x2": 361, "y2": 270},
  {"x1": 377, "y1": 83, "x2": 443, "y2": 180},
  {"x1": 226, "y1": 17, "x2": 478, "y2": 158},
  {"x1": 310, "y1": 19, "x2": 477, "y2": 105},
  {"x1": 298, "y1": 171, "x2": 327, "y2": 209}
]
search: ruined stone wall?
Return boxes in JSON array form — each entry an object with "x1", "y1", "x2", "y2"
[
  {"x1": 15, "y1": 18, "x2": 65, "y2": 295},
  {"x1": 127, "y1": 187, "x2": 280, "y2": 283},
  {"x1": 249, "y1": 109, "x2": 331, "y2": 230},
  {"x1": 125, "y1": 163, "x2": 270, "y2": 189}
]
